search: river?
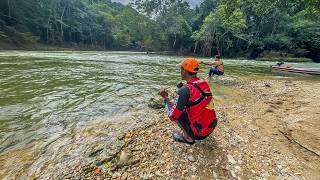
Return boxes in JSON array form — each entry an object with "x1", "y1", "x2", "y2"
[{"x1": 0, "y1": 51, "x2": 319, "y2": 178}]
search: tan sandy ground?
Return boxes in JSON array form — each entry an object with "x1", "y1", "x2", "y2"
[{"x1": 100, "y1": 78, "x2": 320, "y2": 179}]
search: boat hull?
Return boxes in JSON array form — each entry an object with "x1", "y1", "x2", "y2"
[{"x1": 271, "y1": 66, "x2": 320, "y2": 75}]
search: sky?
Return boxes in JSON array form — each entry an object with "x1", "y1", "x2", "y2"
[{"x1": 111, "y1": 0, "x2": 201, "y2": 8}]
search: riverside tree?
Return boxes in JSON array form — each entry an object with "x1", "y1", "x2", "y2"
[{"x1": 0, "y1": 0, "x2": 319, "y2": 61}]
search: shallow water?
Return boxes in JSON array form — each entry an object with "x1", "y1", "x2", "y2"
[{"x1": 0, "y1": 51, "x2": 319, "y2": 154}]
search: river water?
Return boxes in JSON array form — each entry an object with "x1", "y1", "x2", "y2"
[{"x1": 0, "y1": 51, "x2": 319, "y2": 162}]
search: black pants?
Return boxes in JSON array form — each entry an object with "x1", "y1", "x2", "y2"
[{"x1": 178, "y1": 111, "x2": 217, "y2": 140}]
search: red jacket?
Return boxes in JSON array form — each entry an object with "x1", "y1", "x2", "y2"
[{"x1": 168, "y1": 78, "x2": 217, "y2": 137}]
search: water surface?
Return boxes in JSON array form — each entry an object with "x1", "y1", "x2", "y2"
[{"x1": 0, "y1": 51, "x2": 319, "y2": 153}]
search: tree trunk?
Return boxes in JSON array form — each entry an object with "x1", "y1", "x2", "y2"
[
  {"x1": 60, "y1": 6, "x2": 66, "y2": 42},
  {"x1": 7, "y1": 0, "x2": 10, "y2": 15},
  {"x1": 193, "y1": 41, "x2": 198, "y2": 54},
  {"x1": 54, "y1": 22, "x2": 59, "y2": 44},
  {"x1": 103, "y1": 35, "x2": 105, "y2": 48},
  {"x1": 90, "y1": 28, "x2": 93, "y2": 47},
  {"x1": 173, "y1": 33, "x2": 177, "y2": 48},
  {"x1": 208, "y1": 45, "x2": 212, "y2": 57},
  {"x1": 203, "y1": 35, "x2": 213, "y2": 57},
  {"x1": 216, "y1": 45, "x2": 222, "y2": 57},
  {"x1": 203, "y1": 42, "x2": 212, "y2": 57},
  {"x1": 216, "y1": 45, "x2": 220, "y2": 56},
  {"x1": 7, "y1": 0, "x2": 11, "y2": 21},
  {"x1": 47, "y1": 15, "x2": 51, "y2": 43}
]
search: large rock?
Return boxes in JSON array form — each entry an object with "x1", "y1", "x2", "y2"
[{"x1": 147, "y1": 97, "x2": 164, "y2": 109}]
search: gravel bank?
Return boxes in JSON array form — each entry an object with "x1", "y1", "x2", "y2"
[{"x1": 93, "y1": 78, "x2": 320, "y2": 179}]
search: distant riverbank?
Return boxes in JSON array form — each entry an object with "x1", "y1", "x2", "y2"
[{"x1": 1, "y1": 47, "x2": 316, "y2": 63}]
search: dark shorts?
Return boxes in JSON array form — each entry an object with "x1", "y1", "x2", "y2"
[
  {"x1": 209, "y1": 68, "x2": 224, "y2": 76},
  {"x1": 178, "y1": 111, "x2": 218, "y2": 140}
]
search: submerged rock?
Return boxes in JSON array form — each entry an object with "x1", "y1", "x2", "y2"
[{"x1": 147, "y1": 97, "x2": 164, "y2": 109}]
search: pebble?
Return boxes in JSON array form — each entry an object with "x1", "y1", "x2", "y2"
[
  {"x1": 112, "y1": 172, "x2": 121, "y2": 178},
  {"x1": 213, "y1": 171, "x2": 218, "y2": 179},
  {"x1": 121, "y1": 172, "x2": 128, "y2": 180},
  {"x1": 227, "y1": 154, "x2": 237, "y2": 165},
  {"x1": 155, "y1": 171, "x2": 163, "y2": 177},
  {"x1": 188, "y1": 155, "x2": 196, "y2": 162},
  {"x1": 230, "y1": 170, "x2": 237, "y2": 178},
  {"x1": 235, "y1": 165, "x2": 241, "y2": 172},
  {"x1": 119, "y1": 150, "x2": 131, "y2": 164},
  {"x1": 190, "y1": 165, "x2": 197, "y2": 172},
  {"x1": 266, "y1": 107, "x2": 274, "y2": 113}
]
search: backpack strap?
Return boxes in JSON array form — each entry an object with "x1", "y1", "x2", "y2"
[{"x1": 186, "y1": 82, "x2": 212, "y2": 107}]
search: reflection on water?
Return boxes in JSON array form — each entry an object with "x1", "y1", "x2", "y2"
[
  {"x1": 0, "y1": 51, "x2": 319, "y2": 153},
  {"x1": 0, "y1": 51, "x2": 183, "y2": 153}
]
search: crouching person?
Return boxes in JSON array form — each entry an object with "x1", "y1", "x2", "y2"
[{"x1": 160, "y1": 57, "x2": 218, "y2": 144}]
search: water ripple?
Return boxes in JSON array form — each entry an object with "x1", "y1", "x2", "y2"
[{"x1": 1, "y1": 51, "x2": 319, "y2": 153}]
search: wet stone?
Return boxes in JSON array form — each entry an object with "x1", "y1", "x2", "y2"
[{"x1": 147, "y1": 97, "x2": 165, "y2": 109}]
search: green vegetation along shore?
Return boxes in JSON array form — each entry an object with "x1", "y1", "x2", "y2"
[
  {"x1": 256, "y1": 57, "x2": 313, "y2": 63},
  {"x1": 1, "y1": 0, "x2": 319, "y2": 62}
]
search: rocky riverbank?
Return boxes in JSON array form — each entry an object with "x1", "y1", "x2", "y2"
[
  {"x1": 1, "y1": 77, "x2": 319, "y2": 179},
  {"x1": 87, "y1": 77, "x2": 320, "y2": 179}
]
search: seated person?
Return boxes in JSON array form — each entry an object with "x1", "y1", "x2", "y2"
[{"x1": 201, "y1": 55, "x2": 224, "y2": 78}]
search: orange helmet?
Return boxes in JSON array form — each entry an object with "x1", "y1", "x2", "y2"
[{"x1": 180, "y1": 57, "x2": 199, "y2": 73}]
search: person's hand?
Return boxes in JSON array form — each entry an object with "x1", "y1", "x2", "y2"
[
  {"x1": 200, "y1": 61, "x2": 209, "y2": 66},
  {"x1": 159, "y1": 87, "x2": 169, "y2": 99},
  {"x1": 177, "y1": 81, "x2": 184, "y2": 88}
]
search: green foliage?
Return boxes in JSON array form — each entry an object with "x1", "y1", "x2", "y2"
[
  {"x1": 0, "y1": 0, "x2": 319, "y2": 62},
  {"x1": 256, "y1": 57, "x2": 313, "y2": 62},
  {"x1": 256, "y1": 50, "x2": 313, "y2": 62},
  {"x1": 194, "y1": 1, "x2": 247, "y2": 56}
]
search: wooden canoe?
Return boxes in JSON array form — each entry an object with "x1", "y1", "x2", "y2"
[{"x1": 271, "y1": 66, "x2": 320, "y2": 75}]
